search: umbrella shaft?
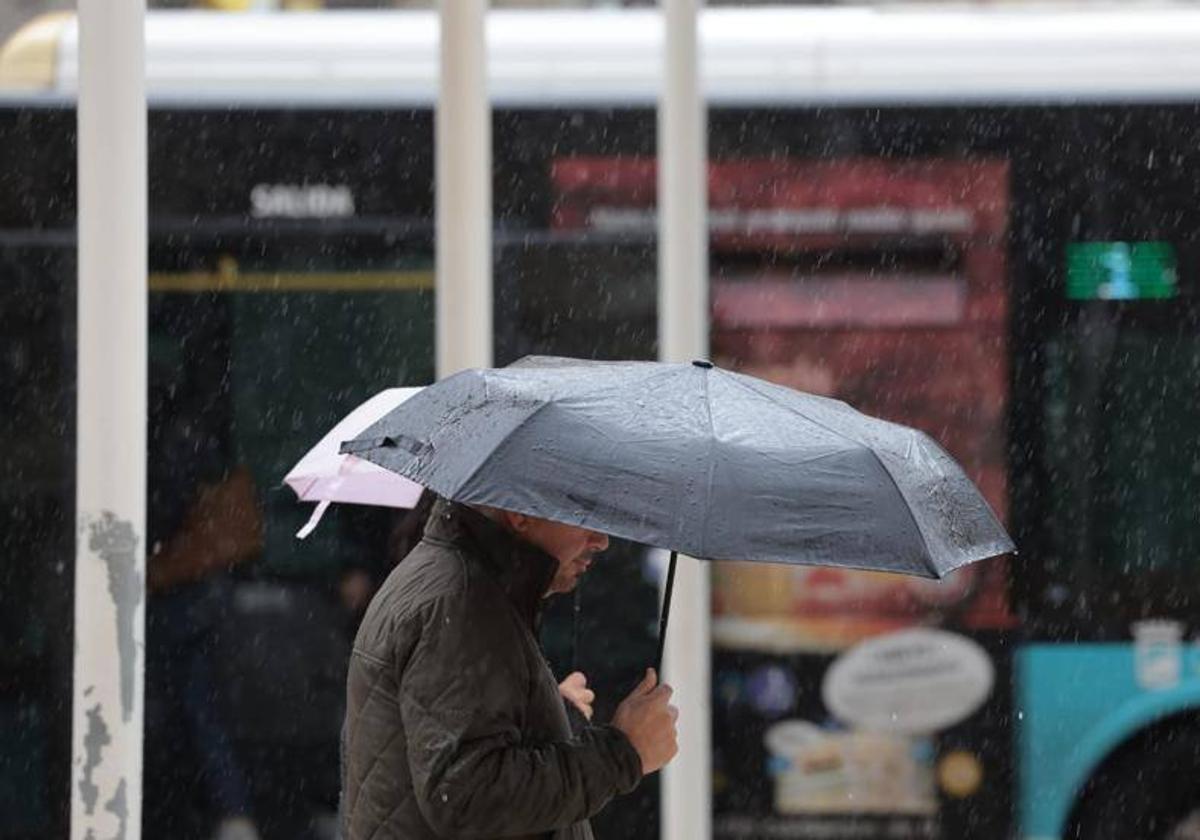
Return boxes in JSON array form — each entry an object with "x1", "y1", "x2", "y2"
[
  {"x1": 570, "y1": 585, "x2": 581, "y2": 673},
  {"x1": 655, "y1": 551, "x2": 678, "y2": 675}
]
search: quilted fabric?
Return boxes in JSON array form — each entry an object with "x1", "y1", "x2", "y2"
[{"x1": 341, "y1": 500, "x2": 643, "y2": 840}]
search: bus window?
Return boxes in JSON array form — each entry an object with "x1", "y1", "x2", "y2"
[
  {"x1": 1037, "y1": 298, "x2": 1200, "y2": 630},
  {"x1": 0, "y1": 242, "x2": 75, "y2": 840},
  {"x1": 143, "y1": 260, "x2": 432, "y2": 837},
  {"x1": 139, "y1": 108, "x2": 436, "y2": 840}
]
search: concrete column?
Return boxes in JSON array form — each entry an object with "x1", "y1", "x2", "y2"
[
  {"x1": 658, "y1": 1, "x2": 712, "y2": 839},
  {"x1": 71, "y1": 0, "x2": 147, "y2": 838},
  {"x1": 436, "y1": 0, "x2": 492, "y2": 377}
]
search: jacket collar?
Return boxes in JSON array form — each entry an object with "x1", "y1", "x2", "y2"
[{"x1": 422, "y1": 497, "x2": 559, "y2": 629}]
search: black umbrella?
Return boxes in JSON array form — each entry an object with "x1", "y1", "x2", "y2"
[{"x1": 342, "y1": 356, "x2": 1014, "y2": 668}]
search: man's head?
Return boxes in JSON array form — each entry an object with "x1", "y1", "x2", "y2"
[{"x1": 491, "y1": 509, "x2": 609, "y2": 596}]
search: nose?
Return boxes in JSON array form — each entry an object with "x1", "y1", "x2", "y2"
[{"x1": 590, "y1": 531, "x2": 609, "y2": 552}]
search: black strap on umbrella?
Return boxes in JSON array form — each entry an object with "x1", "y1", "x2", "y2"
[{"x1": 654, "y1": 550, "x2": 678, "y2": 674}]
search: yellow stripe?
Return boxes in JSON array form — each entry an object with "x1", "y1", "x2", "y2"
[{"x1": 148, "y1": 270, "x2": 434, "y2": 293}]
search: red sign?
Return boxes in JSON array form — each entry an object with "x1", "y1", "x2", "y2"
[{"x1": 555, "y1": 156, "x2": 1015, "y2": 644}]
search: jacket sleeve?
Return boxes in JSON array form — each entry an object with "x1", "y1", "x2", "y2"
[{"x1": 398, "y1": 588, "x2": 643, "y2": 838}]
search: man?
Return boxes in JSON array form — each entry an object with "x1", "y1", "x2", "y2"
[{"x1": 341, "y1": 497, "x2": 679, "y2": 840}]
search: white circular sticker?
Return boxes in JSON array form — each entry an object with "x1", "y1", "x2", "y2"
[{"x1": 821, "y1": 628, "x2": 994, "y2": 734}]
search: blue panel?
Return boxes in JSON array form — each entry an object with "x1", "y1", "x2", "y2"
[{"x1": 1018, "y1": 643, "x2": 1200, "y2": 838}]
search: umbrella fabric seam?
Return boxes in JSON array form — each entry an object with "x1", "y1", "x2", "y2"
[
  {"x1": 917, "y1": 431, "x2": 1015, "y2": 556},
  {"x1": 701, "y1": 365, "x2": 718, "y2": 560},
  {"x1": 452, "y1": 397, "x2": 557, "y2": 501},
  {"x1": 300, "y1": 476, "x2": 321, "y2": 498},
  {"x1": 719, "y1": 370, "x2": 866, "y2": 450},
  {"x1": 720, "y1": 369, "x2": 936, "y2": 575},
  {"x1": 504, "y1": 357, "x2": 676, "y2": 399},
  {"x1": 744, "y1": 552, "x2": 939, "y2": 579},
  {"x1": 862, "y1": 445, "x2": 938, "y2": 577},
  {"x1": 451, "y1": 366, "x2": 683, "y2": 512}
]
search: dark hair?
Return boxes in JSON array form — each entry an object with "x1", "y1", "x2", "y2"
[{"x1": 386, "y1": 489, "x2": 437, "y2": 567}]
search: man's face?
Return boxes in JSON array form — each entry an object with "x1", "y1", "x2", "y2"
[{"x1": 504, "y1": 513, "x2": 610, "y2": 596}]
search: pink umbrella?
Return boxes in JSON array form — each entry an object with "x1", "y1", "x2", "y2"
[{"x1": 285, "y1": 387, "x2": 425, "y2": 538}]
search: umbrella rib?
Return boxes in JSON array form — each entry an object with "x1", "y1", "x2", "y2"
[
  {"x1": 861, "y1": 445, "x2": 938, "y2": 577},
  {"x1": 718, "y1": 371, "x2": 865, "y2": 449},
  {"x1": 451, "y1": 398, "x2": 557, "y2": 502},
  {"x1": 719, "y1": 370, "x2": 937, "y2": 576},
  {"x1": 700, "y1": 368, "x2": 718, "y2": 560}
]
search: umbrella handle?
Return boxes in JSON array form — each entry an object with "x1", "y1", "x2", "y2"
[{"x1": 654, "y1": 551, "x2": 678, "y2": 676}]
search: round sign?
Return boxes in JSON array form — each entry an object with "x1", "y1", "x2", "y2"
[{"x1": 821, "y1": 628, "x2": 994, "y2": 734}]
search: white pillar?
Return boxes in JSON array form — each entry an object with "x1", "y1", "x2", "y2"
[
  {"x1": 436, "y1": 0, "x2": 492, "y2": 377},
  {"x1": 658, "y1": 2, "x2": 711, "y2": 839},
  {"x1": 71, "y1": 0, "x2": 147, "y2": 838}
]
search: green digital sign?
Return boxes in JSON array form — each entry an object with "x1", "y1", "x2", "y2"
[{"x1": 1066, "y1": 242, "x2": 1177, "y2": 301}]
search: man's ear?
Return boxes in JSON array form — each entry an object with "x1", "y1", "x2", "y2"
[{"x1": 502, "y1": 510, "x2": 531, "y2": 534}]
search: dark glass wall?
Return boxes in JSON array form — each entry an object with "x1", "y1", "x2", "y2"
[{"x1": 3, "y1": 100, "x2": 1200, "y2": 840}]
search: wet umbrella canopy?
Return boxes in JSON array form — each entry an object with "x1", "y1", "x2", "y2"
[{"x1": 341, "y1": 356, "x2": 1014, "y2": 663}]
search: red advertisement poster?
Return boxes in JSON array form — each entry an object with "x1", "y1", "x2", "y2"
[
  {"x1": 554, "y1": 157, "x2": 1015, "y2": 838},
  {"x1": 553, "y1": 156, "x2": 1013, "y2": 651}
]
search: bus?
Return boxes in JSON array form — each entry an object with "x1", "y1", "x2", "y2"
[{"x1": 2, "y1": 7, "x2": 1199, "y2": 839}]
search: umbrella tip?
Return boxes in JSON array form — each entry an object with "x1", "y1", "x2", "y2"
[{"x1": 692, "y1": 359, "x2": 714, "y2": 369}]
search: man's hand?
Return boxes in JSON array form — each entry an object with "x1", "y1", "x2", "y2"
[
  {"x1": 559, "y1": 671, "x2": 595, "y2": 722},
  {"x1": 612, "y1": 668, "x2": 678, "y2": 775}
]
